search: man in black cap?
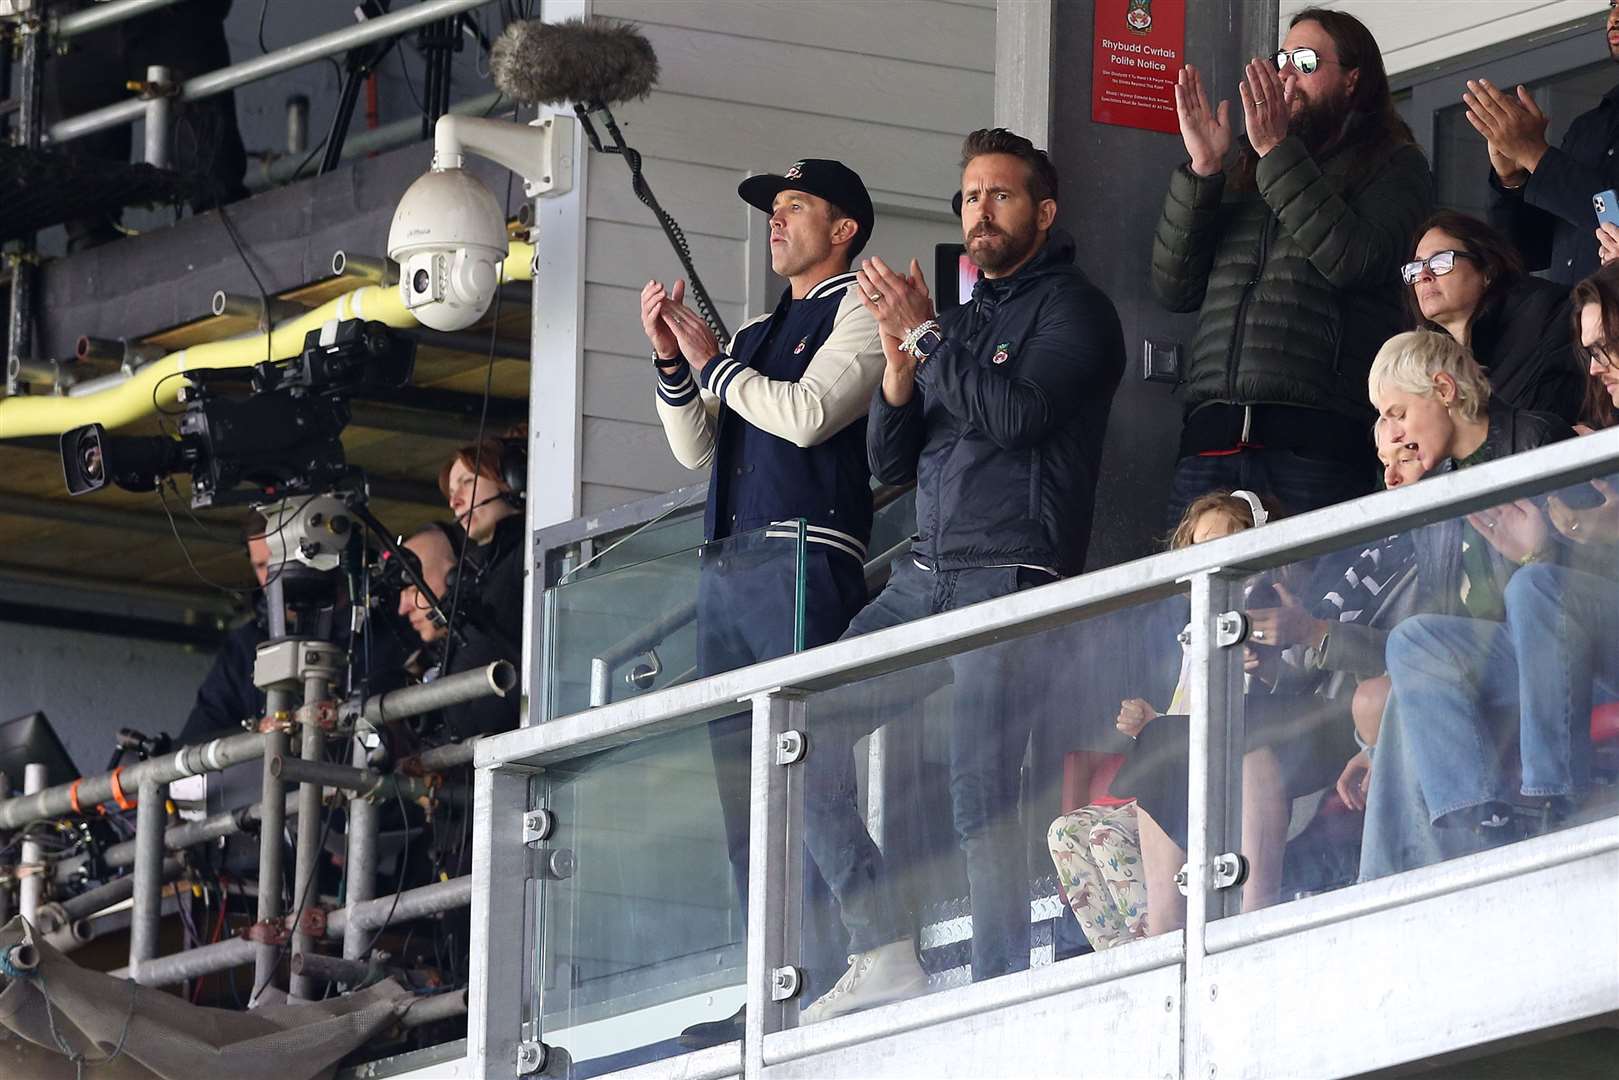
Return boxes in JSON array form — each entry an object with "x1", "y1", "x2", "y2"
[{"x1": 641, "y1": 157, "x2": 884, "y2": 1046}]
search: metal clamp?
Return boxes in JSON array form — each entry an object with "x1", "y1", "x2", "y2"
[
  {"x1": 515, "y1": 1040, "x2": 548, "y2": 1075},
  {"x1": 288, "y1": 906, "x2": 329, "y2": 936},
  {"x1": 295, "y1": 699, "x2": 339, "y2": 733},
  {"x1": 545, "y1": 849, "x2": 576, "y2": 880},
  {"x1": 522, "y1": 809, "x2": 554, "y2": 846},
  {"x1": 1174, "y1": 854, "x2": 1249, "y2": 895},
  {"x1": 1214, "y1": 611, "x2": 1249, "y2": 649},
  {"x1": 775, "y1": 730, "x2": 807, "y2": 766},
  {"x1": 241, "y1": 920, "x2": 291, "y2": 946},
  {"x1": 1212, "y1": 852, "x2": 1249, "y2": 890},
  {"x1": 770, "y1": 965, "x2": 802, "y2": 1002}
]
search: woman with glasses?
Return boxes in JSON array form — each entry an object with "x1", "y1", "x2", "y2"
[{"x1": 1402, "y1": 210, "x2": 1585, "y2": 424}]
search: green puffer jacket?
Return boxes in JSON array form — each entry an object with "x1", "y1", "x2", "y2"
[{"x1": 1151, "y1": 133, "x2": 1434, "y2": 423}]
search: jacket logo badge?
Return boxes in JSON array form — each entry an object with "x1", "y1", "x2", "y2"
[
  {"x1": 794, "y1": 337, "x2": 808, "y2": 355},
  {"x1": 992, "y1": 342, "x2": 1012, "y2": 365},
  {"x1": 785, "y1": 161, "x2": 805, "y2": 180}
]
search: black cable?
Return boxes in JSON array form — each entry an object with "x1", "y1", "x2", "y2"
[
  {"x1": 438, "y1": 166, "x2": 517, "y2": 673},
  {"x1": 359, "y1": 782, "x2": 412, "y2": 957},
  {"x1": 216, "y1": 203, "x2": 275, "y2": 369},
  {"x1": 247, "y1": 770, "x2": 338, "y2": 1006}
]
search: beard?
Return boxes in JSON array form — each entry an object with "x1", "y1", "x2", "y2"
[
  {"x1": 1288, "y1": 88, "x2": 1350, "y2": 153},
  {"x1": 966, "y1": 218, "x2": 1040, "y2": 275}
]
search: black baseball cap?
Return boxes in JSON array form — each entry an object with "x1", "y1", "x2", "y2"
[{"x1": 738, "y1": 159, "x2": 874, "y2": 257}]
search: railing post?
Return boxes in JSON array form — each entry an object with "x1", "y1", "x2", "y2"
[
  {"x1": 467, "y1": 763, "x2": 534, "y2": 1077},
  {"x1": 141, "y1": 64, "x2": 173, "y2": 169},
  {"x1": 1182, "y1": 568, "x2": 1250, "y2": 1076},
  {"x1": 251, "y1": 693, "x2": 293, "y2": 1004},
  {"x1": 130, "y1": 777, "x2": 167, "y2": 977},
  {"x1": 18, "y1": 763, "x2": 47, "y2": 923},
  {"x1": 342, "y1": 736, "x2": 379, "y2": 962},
  {"x1": 6, "y1": 6, "x2": 43, "y2": 396},
  {"x1": 744, "y1": 689, "x2": 806, "y2": 1075}
]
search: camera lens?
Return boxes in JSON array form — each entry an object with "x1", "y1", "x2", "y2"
[
  {"x1": 77, "y1": 432, "x2": 103, "y2": 483},
  {"x1": 412, "y1": 268, "x2": 430, "y2": 294}
]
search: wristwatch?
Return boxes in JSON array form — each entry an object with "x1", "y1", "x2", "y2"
[{"x1": 900, "y1": 320, "x2": 944, "y2": 362}]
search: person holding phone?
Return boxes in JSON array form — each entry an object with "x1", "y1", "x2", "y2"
[
  {"x1": 1402, "y1": 211, "x2": 1585, "y2": 423},
  {"x1": 1471, "y1": 4, "x2": 1619, "y2": 285}
]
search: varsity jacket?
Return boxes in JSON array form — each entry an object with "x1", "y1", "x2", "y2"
[{"x1": 654, "y1": 271, "x2": 884, "y2": 561}]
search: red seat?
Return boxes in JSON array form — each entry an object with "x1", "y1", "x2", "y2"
[{"x1": 1592, "y1": 702, "x2": 1619, "y2": 744}]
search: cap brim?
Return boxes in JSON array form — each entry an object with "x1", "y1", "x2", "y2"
[{"x1": 738, "y1": 174, "x2": 792, "y2": 214}]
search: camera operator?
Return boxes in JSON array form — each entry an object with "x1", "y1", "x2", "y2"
[
  {"x1": 394, "y1": 521, "x2": 464, "y2": 660},
  {"x1": 177, "y1": 511, "x2": 271, "y2": 745},
  {"x1": 435, "y1": 436, "x2": 526, "y2": 738}
]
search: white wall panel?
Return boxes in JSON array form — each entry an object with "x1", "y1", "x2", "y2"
[
  {"x1": 578, "y1": 1, "x2": 994, "y2": 506},
  {"x1": 1279, "y1": 0, "x2": 1609, "y2": 75}
]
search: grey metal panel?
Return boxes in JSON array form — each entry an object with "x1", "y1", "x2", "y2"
[
  {"x1": 1192, "y1": 847, "x2": 1619, "y2": 1080},
  {"x1": 760, "y1": 963, "x2": 1183, "y2": 1080}
]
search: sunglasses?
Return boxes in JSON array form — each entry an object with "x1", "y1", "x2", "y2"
[
  {"x1": 1274, "y1": 47, "x2": 1341, "y2": 75},
  {"x1": 1399, "y1": 249, "x2": 1482, "y2": 285}
]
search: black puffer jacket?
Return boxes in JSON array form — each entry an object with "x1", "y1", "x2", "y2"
[
  {"x1": 1460, "y1": 276, "x2": 1584, "y2": 425},
  {"x1": 1152, "y1": 132, "x2": 1434, "y2": 424},
  {"x1": 442, "y1": 513, "x2": 524, "y2": 739},
  {"x1": 867, "y1": 228, "x2": 1125, "y2": 576}
]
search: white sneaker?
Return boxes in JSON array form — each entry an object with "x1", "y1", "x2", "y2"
[{"x1": 800, "y1": 940, "x2": 928, "y2": 1025}]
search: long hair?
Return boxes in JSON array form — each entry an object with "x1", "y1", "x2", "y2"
[
  {"x1": 1571, "y1": 263, "x2": 1619, "y2": 431},
  {"x1": 1403, "y1": 210, "x2": 1525, "y2": 332},
  {"x1": 1167, "y1": 490, "x2": 1281, "y2": 551},
  {"x1": 1232, "y1": 8, "x2": 1416, "y2": 190}
]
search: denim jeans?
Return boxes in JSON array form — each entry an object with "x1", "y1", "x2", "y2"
[
  {"x1": 1384, "y1": 564, "x2": 1619, "y2": 826},
  {"x1": 697, "y1": 541, "x2": 868, "y2": 1000},
  {"x1": 1166, "y1": 448, "x2": 1374, "y2": 531},
  {"x1": 804, "y1": 557, "x2": 1046, "y2": 981}
]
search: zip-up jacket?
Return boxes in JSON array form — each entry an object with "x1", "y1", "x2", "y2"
[
  {"x1": 867, "y1": 228, "x2": 1125, "y2": 576},
  {"x1": 1152, "y1": 131, "x2": 1434, "y2": 433},
  {"x1": 654, "y1": 272, "x2": 883, "y2": 561}
]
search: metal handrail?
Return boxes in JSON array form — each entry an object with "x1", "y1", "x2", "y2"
[
  {"x1": 47, "y1": 0, "x2": 496, "y2": 144},
  {"x1": 481, "y1": 427, "x2": 1619, "y2": 770}
]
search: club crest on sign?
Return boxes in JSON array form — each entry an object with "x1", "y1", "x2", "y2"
[
  {"x1": 992, "y1": 342, "x2": 1012, "y2": 365},
  {"x1": 794, "y1": 337, "x2": 808, "y2": 355},
  {"x1": 785, "y1": 161, "x2": 805, "y2": 180}
]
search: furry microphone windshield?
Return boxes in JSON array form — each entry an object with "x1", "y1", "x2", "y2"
[{"x1": 490, "y1": 16, "x2": 659, "y2": 106}]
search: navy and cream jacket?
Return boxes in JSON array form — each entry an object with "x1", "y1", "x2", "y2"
[{"x1": 654, "y1": 272, "x2": 884, "y2": 561}]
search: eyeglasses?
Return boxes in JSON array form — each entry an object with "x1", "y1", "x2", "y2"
[
  {"x1": 1274, "y1": 47, "x2": 1342, "y2": 75},
  {"x1": 1582, "y1": 338, "x2": 1619, "y2": 371},
  {"x1": 1399, "y1": 249, "x2": 1482, "y2": 285}
]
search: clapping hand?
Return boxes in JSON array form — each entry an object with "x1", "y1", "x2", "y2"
[
  {"x1": 854, "y1": 257, "x2": 934, "y2": 343},
  {"x1": 1547, "y1": 479, "x2": 1619, "y2": 546},
  {"x1": 641, "y1": 279, "x2": 685, "y2": 361},
  {"x1": 1463, "y1": 79, "x2": 1550, "y2": 177},
  {"x1": 1174, "y1": 64, "x2": 1231, "y2": 177},
  {"x1": 657, "y1": 292, "x2": 723, "y2": 375},
  {"x1": 1468, "y1": 498, "x2": 1550, "y2": 563},
  {"x1": 1239, "y1": 56, "x2": 1292, "y2": 158}
]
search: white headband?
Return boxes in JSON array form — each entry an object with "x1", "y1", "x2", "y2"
[{"x1": 1230, "y1": 489, "x2": 1269, "y2": 528}]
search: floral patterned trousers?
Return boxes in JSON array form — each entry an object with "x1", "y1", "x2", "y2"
[{"x1": 1046, "y1": 801, "x2": 1147, "y2": 950}]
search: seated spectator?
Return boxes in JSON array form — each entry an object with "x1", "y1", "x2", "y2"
[
  {"x1": 1357, "y1": 329, "x2": 1575, "y2": 879},
  {"x1": 1047, "y1": 490, "x2": 1271, "y2": 949},
  {"x1": 1404, "y1": 211, "x2": 1584, "y2": 423}
]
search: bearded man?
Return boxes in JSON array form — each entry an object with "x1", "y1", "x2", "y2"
[
  {"x1": 793, "y1": 127, "x2": 1126, "y2": 1023},
  {"x1": 1152, "y1": 7, "x2": 1434, "y2": 524}
]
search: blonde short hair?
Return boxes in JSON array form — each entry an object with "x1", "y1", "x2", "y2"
[{"x1": 1367, "y1": 330, "x2": 1491, "y2": 422}]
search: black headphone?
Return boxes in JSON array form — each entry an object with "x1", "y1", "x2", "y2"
[{"x1": 498, "y1": 436, "x2": 527, "y2": 504}]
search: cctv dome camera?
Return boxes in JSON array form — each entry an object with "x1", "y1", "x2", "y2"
[{"x1": 387, "y1": 167, "x2": 509, "y2": 333}]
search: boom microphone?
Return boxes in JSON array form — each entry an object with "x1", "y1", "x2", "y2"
[{"x1": 490, "y1": 15, "x2": 659, "y2": 107}]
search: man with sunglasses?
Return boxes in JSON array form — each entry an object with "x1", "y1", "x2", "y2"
[
  {"x1": 1153, "y1": 7, "x2": 1433, "y2": 524},
  {"x1": 1473, "y1": 2, "x2": 1619, "y2": 286}
]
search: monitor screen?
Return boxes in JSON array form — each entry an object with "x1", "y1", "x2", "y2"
[
  {"x1": 0, "y1": 712, "x2": 80, "y2": 790},
  {"x1": 935, "y1": 243, "x2": 979, "y2": 312}
]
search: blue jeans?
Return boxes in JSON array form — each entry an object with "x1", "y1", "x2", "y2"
[
  {"x1": 1166, "y1": 448, "x2": 1374, "y2": 530},
  {"x1": 1384, "y1": 564, "x2": 1619, "y2": 825},
  {"x1": 698, "y1": 541, "x2": 868, "y2": 1001},
  {"x1": 805, "y1": 557, "x2": 1045, "y2": 981}
]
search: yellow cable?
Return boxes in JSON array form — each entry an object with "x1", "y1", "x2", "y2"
[{"x1": 0, "y1": 242, "x2": 533, "y2": 440}]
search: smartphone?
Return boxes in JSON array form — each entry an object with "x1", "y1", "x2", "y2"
[
  {"x1": 1552, "y1": 481, "x2": 1607, "y2": 511},
  {"x1": 1593, "y1": 189, "x2": 1619, "y2": 228}
]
